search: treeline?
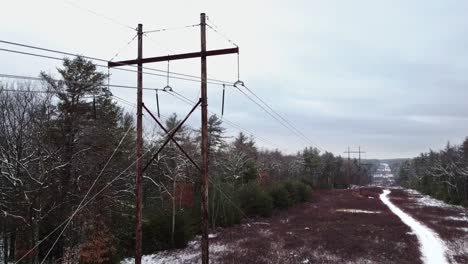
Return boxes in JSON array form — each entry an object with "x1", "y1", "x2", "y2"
[
  {"x1": 398, "y1": 138, "x2": 468, "y2": 207},
  {"x1": 0, "y1": 57, "x2": 371, "y2": 263}
]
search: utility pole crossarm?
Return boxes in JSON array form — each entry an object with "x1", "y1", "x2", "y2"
[
  {"x1": 108, "y1": 47, "x2": 239, "y2": 67},
  {"x1": 119, "y1": 14, "x2": 237, "y2": 264}
]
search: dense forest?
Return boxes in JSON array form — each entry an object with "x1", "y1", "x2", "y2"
[
  {"x1": 0, "y1": 57, "x2": 371, "y2": 263},
  {"x1": 398, "y1": 138, "x2": 468, "y2": 207}
]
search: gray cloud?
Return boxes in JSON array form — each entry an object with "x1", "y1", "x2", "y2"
[{"x1": 1, "y1": 0, "x2": 468, "y2": 159}]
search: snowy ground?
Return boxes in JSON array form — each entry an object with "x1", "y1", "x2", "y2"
[
  {"x1": 121, "y1": 238, "x2": 231, "y2": 264},
  {"x1": 389, "y1": 188, "x2": 468, "y2": 263},
  {"x1": 121, "y1": 187, "x2": 468, "y2": 264},
  {"x1": 380, "y1": 189, "x2": 448, "y2": 264}
]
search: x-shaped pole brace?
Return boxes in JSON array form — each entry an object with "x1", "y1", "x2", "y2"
[{"x1": 142, "y1": 99, "x2": 201, "y2": 172}]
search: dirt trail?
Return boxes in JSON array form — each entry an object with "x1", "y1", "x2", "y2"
[
  {"x1": 380, "y1": 189, "x2": 448, "y2": 264},
  {"x1": 388, "y1": 188, "x2": 468, "y2": 263}
]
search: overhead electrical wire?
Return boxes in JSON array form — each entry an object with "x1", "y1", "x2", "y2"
[
  {"x1": 232, "y1": 85, "x2": 320, "y2": 151},
  {"x1": 40, "y1": 121, "x2": 135, "y2": 263},
  {"x1": 238, "y1": 83, "x2": 324, "y2": 152},
  {"x1": 144, "y1": 23, "x2": 200, "y2": 34},
  {"x1": 205, "y1": 16, "x2": 238, "y2": 48},
  {"x1": 109, "y1": 33, "x2": 138, "y2": 62},
  {"x1": 16, "y1": 143, "x2": 155, "y2": 263},
  {"x1": 0, "y1": 47, "x2": 321, "y2": 152},
  {"x1": 166, "y1": 89, "x2": 288, "y2": 152},
  {"x1": 0, "y1": 73, "x2": 165, "y2": 92},
  {"x1": 62, "y1": 0, "x2": 136, "y2": 31},
  {"x1": 0, "y1": 24, "x2": 322, "y2": 153},
  {"x1": 0, "y1": 40, "x2": 233, "y2": 86},
  {"x1": 203, "y1": 19, "x2": 325, "y2": 152}
]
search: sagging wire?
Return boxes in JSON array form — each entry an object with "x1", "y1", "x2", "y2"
[
  {"x1": 205, "y1": 16, "x2": 238, "y2": 48},
  {"x1": 106, "y1": 33, "x2": 138, "y2": 96},
  {"x1": 143, "y1": 23, "x2": 200, "y2": 34},
  {"x1": 109, "y1": 33, "x2": 138, "y2": 62}
]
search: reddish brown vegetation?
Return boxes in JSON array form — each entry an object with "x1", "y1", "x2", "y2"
[
  {"x1": 207, "y1": 187, "x2": 421, "y2": 263},
  {"x1": 80, "y1": 221, "x2": 116, "y2": 264}
]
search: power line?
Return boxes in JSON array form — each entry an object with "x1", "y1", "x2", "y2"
[
  {"x1": 0, "y1": 73, "x2": 164, "y2": 91},
  {"x1": 166, "y1": 89, "x2": 288, "y2": 152},
  {"x1": 0, "y1": 73, "x2": 319, "y2": 153},
  {"x1": 205, "y1": 16, "x2": 238, "y2": 48},
  {"x1": 62, "y1": 0, "x2": 136, "y2": 31},
  {"x1": 144, "y1": 23, "x2": 200, "y2": 34},
  {"x1": 109, "y1": 33, "x2": 138, "y2": 61},
  {"x1": 206, "y1": 23, "x2": 238, "y2": 48},
  {"x1": 40, "y1": 121, "x2": 134, "y2": 263},
  {"x1": 0, "y1": 47, "x2": 229, "y2": 86},
  {"x1": 240, "y1": 83, "x2": 323, "y2": 151},
  {"x1": 16, "y1": 146, "x2": 151, "y2": 263},
  {"x1": 201, "y1": 19, "x2": 324, "y2": 151},
  {"x1": 0, "y1": 40, "x2": 233, "y2": 86},
  {"x1": 15, "y1": 104, "x2": 177, "y2": 263},
  {"x1": 233, "y1": 84, "x2": 322, "y2": 151}
]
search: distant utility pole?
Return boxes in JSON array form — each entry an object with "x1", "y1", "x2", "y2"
[
  {"x1": 344, "y1": 146, "x2": 366, "y2": 165},
  {"x1": 108, "y1": 13, "x2": 239, "y2": 264},
  {"x1": 344, "y1": 147, "x2": 366, "y2": 186}
]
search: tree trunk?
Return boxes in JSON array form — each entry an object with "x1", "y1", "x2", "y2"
[
  {"x1": 2, "y1": 226, "x2": 8, "y2": 264},
  {"x1": 9, "y1": 231, "x2": 15, "y2": 263},
  {"x1": 171, "y1": 178, "x2": 176, "y2": 246}
]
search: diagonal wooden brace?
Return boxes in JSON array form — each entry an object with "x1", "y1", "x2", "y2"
[
  {"x1": 143, "y1": 99, "x2": 201, "y2": 172},
  {"x1": 142, "y1": 103, "x2": 201, "y2": 171}
]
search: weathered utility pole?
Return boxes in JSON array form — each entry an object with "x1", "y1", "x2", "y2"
[
  {"x1": 108, "y1": 14, "x2": 238, "y2": 264},
  {"x1": 135, "y1": 23, "x2": 144, "y2": 264},
  {"x1": 200, "y1": 13, "x2": 210, "y2": 264}
]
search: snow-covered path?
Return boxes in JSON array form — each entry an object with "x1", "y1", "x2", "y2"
[{"x1": 380, "y1": 189, "x2": 448, "y2": 264}]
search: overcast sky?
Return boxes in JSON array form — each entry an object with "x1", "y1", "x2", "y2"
[{"x1": 1, "y1": 0, "x2": 468, "y2": 159}]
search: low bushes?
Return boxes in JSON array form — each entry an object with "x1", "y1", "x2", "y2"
[
  {"x1": 268, "y1": 180, "x2": 311, "y2": 210},
  {"x1": 142, "y1": 209, "x2": 198, "y2": 254},
  {"x1": 237, "y1": 183, "x2": 273, "y2": 217},
  {"x1": 210, "y1": 179, "x2": 313, "y2": 224},
  {"x1": 209, "y1": 183, "x2": 243, "y2": 227},
  {"x1": 140, "y1": 179, "x2": 312, "y2": 256},
  {"x1": 268, "y1": 182, "x2": 293, "y2": 209}
]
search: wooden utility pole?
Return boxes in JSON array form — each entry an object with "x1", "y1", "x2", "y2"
[
  {"x1": 344, "y1": 147, "x2": 366, "y2": 165},
  {"x1": 344, "y1": 147, "x2": 366, "y2": 185},
  {"x1": 135, "y1": 23, "x2": 144, "y2": 264},
  {"x1": 200, "y1": 13, "x2": 209, "y2": 264},
  {"x1": 108, "y1": 14, "x2": 238, "y2": 264}
]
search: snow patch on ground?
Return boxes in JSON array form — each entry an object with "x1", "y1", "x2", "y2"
[
  {"x1": 445, "y1": 216, "x2": 468, "y2": 222},
  {"x1": 406, "y1": 189, "x2": 463, "y2": 209},
  {"x1": 335, "y1": 209, "x2": 381, "y2": 214},
  {"x1": 380, "y1": 189, "x2": 448, "y2": 264},
  {"x1": 455, "y1": 227, "x2": 468, "y2": 232},
  {"x1": 258, "y1": 228, "x2": 273, "y2": 237},
  {"x1": 252, "y1": 221, "x2": 270, "y2": 225},
  {"x1": 120, "y1": 239, "x2": 231, "y2": 264}
]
